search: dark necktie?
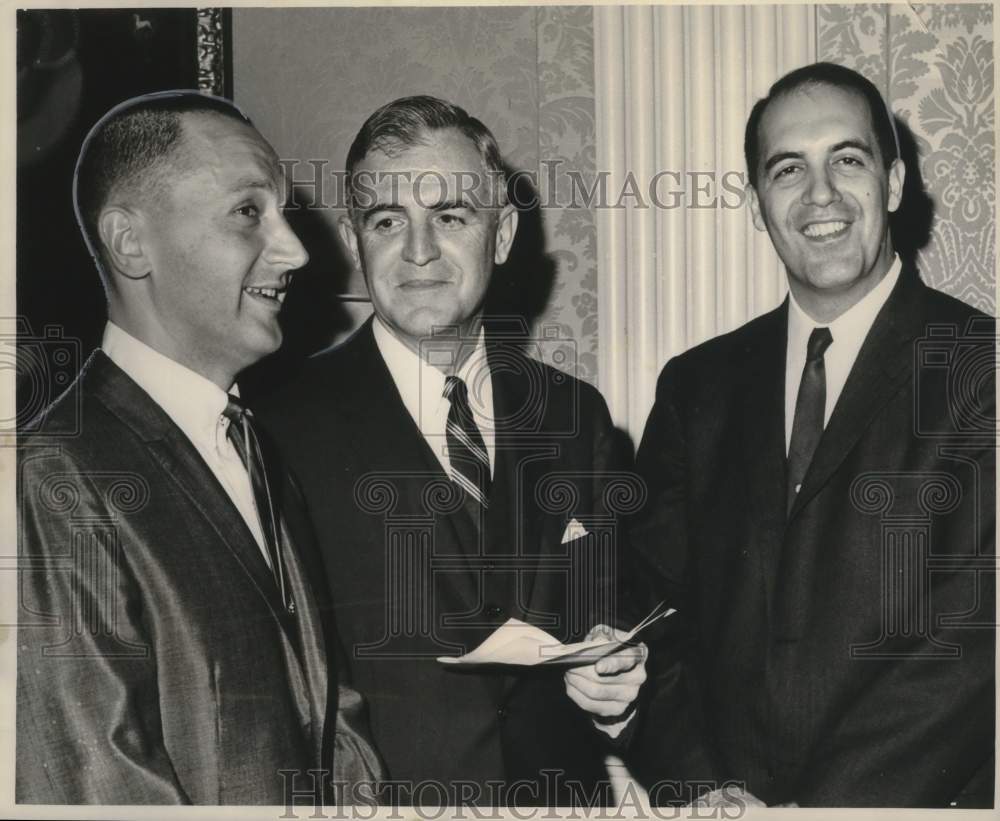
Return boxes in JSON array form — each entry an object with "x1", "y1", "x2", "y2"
[
  {"x1": 222, "y1": 395, "x2": 292, "y2": 611},
  {"x1": 787, "y1": 327, "x2": 833, "y2": 513},
  {"x1": 443, "y1": 376, "x2": 491, "y2": 508}
]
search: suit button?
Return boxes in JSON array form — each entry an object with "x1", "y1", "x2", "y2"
[
  {"x1": 497, "y1": 706, "x2": 507, "y2": 721},
  {"x1": 740, "y1": 550, "x2": 749, "y2": 560},
  {"x1": 487, "y1": 604, "x2": 504, "y2": 619}
]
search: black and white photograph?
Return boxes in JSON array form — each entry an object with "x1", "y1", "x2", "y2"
[{"x1": 4, "y1": 1, "x2": 996, "y2": 816}]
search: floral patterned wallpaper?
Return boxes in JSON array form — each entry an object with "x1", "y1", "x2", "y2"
[
  {"x1": 233, "y1": 6, "x2": 600, "y2": 383},
  {"x1": 233, "y1": 5, "x2": 992, "y2": 389},
  {"x1": 818, "y1": 3, "x2": 995, "y2": 312},
  {"x1": 536, "y1": 7, "x2": 599, "y2": 384}
]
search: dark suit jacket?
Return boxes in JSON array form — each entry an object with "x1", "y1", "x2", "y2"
[
  {"x1": 255, "y1": 318, "x2": 636, "y2": 805},
  {"x1": 628, "y1": 270, "x2": 995, "y2": 807},
  {"x1": 16, "y1": 351, "x2": 383, "y2": 804}
]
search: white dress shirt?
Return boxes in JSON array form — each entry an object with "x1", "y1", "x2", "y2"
[
  {"x1": 372, "y1": 316, "x2": 495, "y2": 478},
  {"x1": 784, "y1": 254, "x2": 902, "y2": 453},
  {"x1": 102, "y1": 321, "x2": 271, "y2": 564}
]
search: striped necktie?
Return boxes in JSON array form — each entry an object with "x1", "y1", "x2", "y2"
[
  {"x1": 443, "y1": 376, "x2": 491, "y2": 508},
  {"x1": 222, "y1": 395, "x2": 293, "y2": 612}
]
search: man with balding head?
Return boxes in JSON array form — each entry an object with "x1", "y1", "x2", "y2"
[{"x1": 16, "y1": 91, "x2": 382, "y2": 804}]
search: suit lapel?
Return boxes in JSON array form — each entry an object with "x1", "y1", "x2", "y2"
[
  {"x1": 343, "y1": 324, "x2": 482, "y2": 606},
  {"x1": 736, "y1": 304, "x2": 790, "y2": 607},
  {"x1": 486, "y1": 339, "x2": 552, "y2": 621},
  {"x1": 279, "y1": 497, "x2": 328, "y2": 768},
  {"x1": 789, "y1": 271, "x2": 926, "y2": 520},
  {"x1": 89, "y1": 353, "x2": 296, "y2": 631}
]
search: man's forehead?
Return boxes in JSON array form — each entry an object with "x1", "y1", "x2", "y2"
[
  {"x1": 761, "y1": 84, "x2": 875, "y2": 152},
  {"x1": 356, "y1": 133, "x2": 497, "y2": 210},
  {"x1": 173, "y1": 112, "x2": 282, "y2": 191},
  {"x1": 360, "y1": 128, "x2": 486, "y2": 173}
]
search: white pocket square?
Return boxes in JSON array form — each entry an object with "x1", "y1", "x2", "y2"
[{"x1": 561, "y1": 518, "x2": 589, "y2": 544}]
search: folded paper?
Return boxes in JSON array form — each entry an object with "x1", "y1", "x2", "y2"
[{"x1": 438, "y1": 601, "x2": 676, "y2": 667}]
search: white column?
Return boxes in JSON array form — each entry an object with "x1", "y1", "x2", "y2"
[
  {"x1": 594, "y1": 6, "x2": 630, "y2": 433},
  {"x1": 595, "y1": 4, "x2": 816, "y2": 441}
]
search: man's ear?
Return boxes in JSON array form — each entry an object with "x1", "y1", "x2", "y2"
[
  {"x1": 887, "y1": 158, "x2": 906, "y2": 214},
  {"x1": 493, "y1": 203, "x2": 519, "y2": 266},
  {"x1": 97, "y1": 206, "x2": 150, "y2": 280},
  {"x1": 337, "y1": 213, "x2": 363, "y2": 271},
  {"x1": 747, "y1": 184, "x2": 767, "y2": 232}
]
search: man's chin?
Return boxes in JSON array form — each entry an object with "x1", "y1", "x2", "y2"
[
  {"x1": 398, "y1": 311, "x2": 465, "y2": 341},
  {"x1": 239, "y1": 329, "x2": 283, "y2": 369},
  {"x1": 799, "y1": 258, "x2": 868, "y2": 293}
]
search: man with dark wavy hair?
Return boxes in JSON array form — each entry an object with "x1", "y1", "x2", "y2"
[
  {"x1": 630, "y1": 62, "x2": 994, "y2": 807},
  {"x1": 256, "y1": 95, "x2": 644, "y2": 806}
]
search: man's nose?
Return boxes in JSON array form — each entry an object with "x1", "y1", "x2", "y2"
[
  {"x1": 802, "y1": 166, "x2": 842, "y2": 208},
  {"x1": 265, "y1": 213, "x2": 310, "y2": 271},
  {"x1": 401, "y1": 219, "x2": 440, "y2": 266}
]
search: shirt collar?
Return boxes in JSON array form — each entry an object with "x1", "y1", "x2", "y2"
[
  {"x1": 787, "y1": 254, "x2": 902, "y2": 357},
  {"x1": 101, "y1": 321, "x2": 232, "y2": 446},
  {"x1": 372, "y1": 316, "x2": 490, "y2": 432}
]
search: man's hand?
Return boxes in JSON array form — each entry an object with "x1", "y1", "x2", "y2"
[
  {"x1": 691, "y1": 786, "x2": 767, "y2": 808},
  {"x1": 690, "y1": 787, "x2": 796, "y2": 808},
  {"x1": 564, "y1": 624, "x2": 647, "y2": 738}
]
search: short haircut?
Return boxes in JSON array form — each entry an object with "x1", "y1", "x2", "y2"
[
  {"x1": 74, "y1": 90, "x2": 252, "y2": 281},
  {"x1": 744, "y1": 62, "x2": 900, "y2": 188},
  {"x1": 344, "y1": 94, "x2": 507, "y2": 212}
]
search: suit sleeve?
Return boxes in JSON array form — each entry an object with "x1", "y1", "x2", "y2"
[
  {"x1": 792, "y1": 430, "x2": 995, "y2": 807},
  {"x1": 16, "y1": 448, "x2": 190, "y2": 804},
  {"x1": 576, "y1": 386, "x2": 645, "y2": 751},
  {"x1": 587, "y1": 385, "x2": 641, "y2": 630},
  {"x1": 283, "y1": 468, "x2": 388, "y2": 796},
  {"x1": 332, "y1": 683, "x2": 387, "y2": 798},
  {"x1": 624, "y1": 360, "x2": 727, "y2": 803}
]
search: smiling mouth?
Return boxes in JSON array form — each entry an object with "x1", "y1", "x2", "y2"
[
  {"x1": 801, "y1": 220, "x2": 850, "y2": 240},
  {"x1": 243, "y1": 285, "x2": 287, "y2": 305}
]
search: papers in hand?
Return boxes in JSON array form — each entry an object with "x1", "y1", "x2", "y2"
[{"x1": 437, "y1": 601, "x2": 676, "y2": 668}]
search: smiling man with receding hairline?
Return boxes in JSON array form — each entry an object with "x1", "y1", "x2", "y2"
[{"x1": 628, "y1": 62, "x2": 994, "y2": 808}]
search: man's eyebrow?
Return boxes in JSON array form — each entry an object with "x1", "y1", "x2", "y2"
[
  {"x1": 227, "y1": 176, "x2": 279, "y2": 193},
  {"x1": 763, "y1": 139, "x2": 876, "y2": 174},
  {"x1": 360, "y1": 203, "x2": 404, "y2": 223},
  {"x1": 831, "y1": 139, "x2": 875, "y2": 156},
  {"x1": 763, "y1": 151, "x2": 803, "y2": 174},
  {"x1": 431, "y1": 199, "x2": 477, "y2": 213}
]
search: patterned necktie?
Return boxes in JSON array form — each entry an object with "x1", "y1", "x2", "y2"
[
  {"x1": 443, "y1": 376, "x2": 491, "y2": 508},
  {"x1": 222, "y1": 395, "x2": 292, "y2": 611},
  {"x1": 787, "y1": 327, "x2": 833, "y2": 513}
]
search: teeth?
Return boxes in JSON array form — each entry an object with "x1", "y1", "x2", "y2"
[
  {"x1": 803, "y1": 221, "x2": 848, "y2": 238},
  {"x1": 244, "y1": 286, "x2": 282, "y2": 300}
]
